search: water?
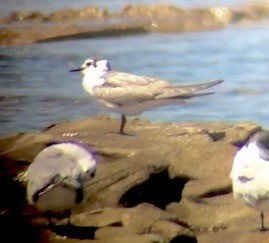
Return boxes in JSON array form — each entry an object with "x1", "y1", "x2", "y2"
[{"x1": 1, "y1": 2, "x2": 269, "y2": 136}]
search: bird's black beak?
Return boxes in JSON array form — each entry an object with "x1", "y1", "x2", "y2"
[{"x1": 69, "y1": 67, "x2": 84, "y2": 72}]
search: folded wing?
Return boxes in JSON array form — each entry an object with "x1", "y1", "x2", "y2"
[{"x1": 94, "y1": 71, "x2": 223, "y2": 105}]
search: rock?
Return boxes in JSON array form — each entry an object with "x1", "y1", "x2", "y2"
[
  {"x1": 9, "y1": 11, "x2": 44, "y2": 21},
  {"x1": 0, "y1": 133, "x2": 56, "y2": 161},
  {"x1": 167, "y1": 194, "x2": 254, "y2": 232},
  {"x1": 197, "y1": 211, "x2": 269, "y2": 243},
  {"x1": 150, "y1": 220, "x2": 194, "y2": 241},
  {"x1": 73, "y1": 203, "x2": 174, "y2": 228},
  {"x1": 2, "y1": 3, "x2": 269, "y2": 46},
  {"x1": 94, "y1": 226, "x2": 139, "y2": 239},
  {"x1": 121, "y1": 4, "x2": 224, "y2": 32},
  {"x1": 231, "y1": 3, "x2": 269, "y2": 23},
  {"x1": 97, "y1": 234, "x2": 164, "y2": 243},
  {"x1": 0, "y1": 29, "x2": 20, "y2": 46},
  {"x1": 121, "y1": 4, "x2": 184, "y2": 19},
  {"x1": 0, "y1": 21, "x2": 148, "y2": 46},
  {"x1": 0, "y1": 6, "x2": 109, "y2": 24},
  {"x1": 210, "y1": 7, "x2": 232, "y2": 24},
  {"x1": 73, "y1": 204, "x2": 182, "y2": 241},
  {"x1": 0, "y1": 116, "x2": 263, "y2": 242},
  {"x1": 44, "y1": 6, "x2": 110, "y2": 22}
]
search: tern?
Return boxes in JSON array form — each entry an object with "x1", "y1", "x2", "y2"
[
  {"x1": 70, "y1": 58, "x2": 224, "y2": 134},
  {"x1": 24, "y1": 141, "x2": 97, "y2": 224},
  {"x1": 231, "y1": 130, "x2": 269, "y2": 231}
]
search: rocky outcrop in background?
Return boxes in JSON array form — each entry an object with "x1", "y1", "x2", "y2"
[
  {"x1": 0, "y1": 116, "x2": 267, "y2": 242},
  {"x1": 1, "y1": 3, "x2": 269, "y2": 46}
]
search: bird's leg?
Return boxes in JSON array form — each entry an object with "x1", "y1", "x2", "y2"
[
  {"x1": 260, "y1": 212, "x2": 266, "y2": 232},
  {"x1": 119, "y1": 115, "x2": 126, "y2": 135}
]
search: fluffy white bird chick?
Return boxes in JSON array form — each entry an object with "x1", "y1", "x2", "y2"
[
  {"x1": 25, "y1": 141, "x2": 97, "y2": 223},
  {"x1": 70, "y1": 58, "x2": 223, "y2": 135},
  {"x1": 231, "y1": 130, "x2": 269, "y2": 231}
]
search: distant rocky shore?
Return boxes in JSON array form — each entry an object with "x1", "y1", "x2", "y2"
[
  {"x1": 1, "y1": 3, "x2": 269, "y2": 46},
  {"x1": 1, "y1": 116, "x2": 269, "y2": 242}
]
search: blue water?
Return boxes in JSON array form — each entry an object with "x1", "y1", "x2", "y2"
[{"x1": 1, "y1": 1, "x2": 269, "y2": 136}]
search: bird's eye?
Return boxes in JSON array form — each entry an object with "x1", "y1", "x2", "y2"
[
  {"x1": 86, "y1": 62, "x2": 92, "y2": 67},
  {"x1": 86, "y1": 169, "x2": 96, "y2": 179}
]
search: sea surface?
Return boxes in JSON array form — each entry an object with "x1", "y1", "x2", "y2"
[{"x1": 1, "y1": 1, "x2": 269, "y2": 136}]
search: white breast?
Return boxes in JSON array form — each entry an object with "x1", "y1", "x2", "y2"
[{"x1": 83, "y1": 77, "x2": 102, "y2": 94}]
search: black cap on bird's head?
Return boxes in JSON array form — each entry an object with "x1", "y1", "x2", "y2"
[
  {"x1": 247, "y1": 130, "x2": 269, "y2": 161},
  {"x1": 69, "y1": 57, "x2": 111, "y2": 73}
]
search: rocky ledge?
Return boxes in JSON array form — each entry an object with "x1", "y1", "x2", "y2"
[
  {"x1": 1, "y1": 3, "x2": 269, "y2": 46},
  {"x1": 0, "y1": 116, "x2": 268, "y2": 242}
]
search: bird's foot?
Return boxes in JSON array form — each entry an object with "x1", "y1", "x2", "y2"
[{"x1": 260, "y1": 227, "x2": 267, "y2": 232}]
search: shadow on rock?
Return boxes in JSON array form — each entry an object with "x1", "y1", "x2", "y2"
[
  {"x1": 0, "y1": 173, "x2": 26, "y2": 210},
  {"x1": 48, "y1": 224, "x2": 98, "y2": 239},
  {"x1": 119, "y1": 169, "x2": 190, "y2": 209},
  {"x1": 0, "y1": 213, "x2": 47, "y2": 242},
  {"x1": 170, "y1": 235, "x2": 198, "y2": 243}
]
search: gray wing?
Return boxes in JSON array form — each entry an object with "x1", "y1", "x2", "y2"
[
  {"x1": 93, "y1": 71, "x2": 167, "y2": 105},
  {"x1": 94, "y1": 71, "x2": 223, "y2": 105},
  {"x1": 104, "y1": 71, "x2": 168, "y2": 87},
  {"x1": 154, "y1": 79, "x2": 224, "y2": 99},
  {"x1": 26, "y1": 147, "x2": 79, "y2": 202}
]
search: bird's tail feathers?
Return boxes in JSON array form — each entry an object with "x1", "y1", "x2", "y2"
[
  {"x1": 175, "y1": 79, "x2": 223, "y2": 90},
  {"x1": 172, "y1": 91, "x2": 215, "y2": 99},
  {"x1": 156, "y1": 79, "x2": 223, "y2": 99}
]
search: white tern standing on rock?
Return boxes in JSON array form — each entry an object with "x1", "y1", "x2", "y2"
[{"x1": 70, "y1": 58, "x2": 224, "y2": 135}]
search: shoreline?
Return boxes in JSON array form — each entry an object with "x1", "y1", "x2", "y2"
[{"x1": 1, "y1": 3, "x2": 269, "y2": 46}]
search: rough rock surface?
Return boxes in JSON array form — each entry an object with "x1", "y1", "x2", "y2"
[
  {"x1": 1, "y1": 3, "x2": 269, "y2": 46},
  {"x1": 0, "y1": 115, "x2": 266, "y2": 242}
]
